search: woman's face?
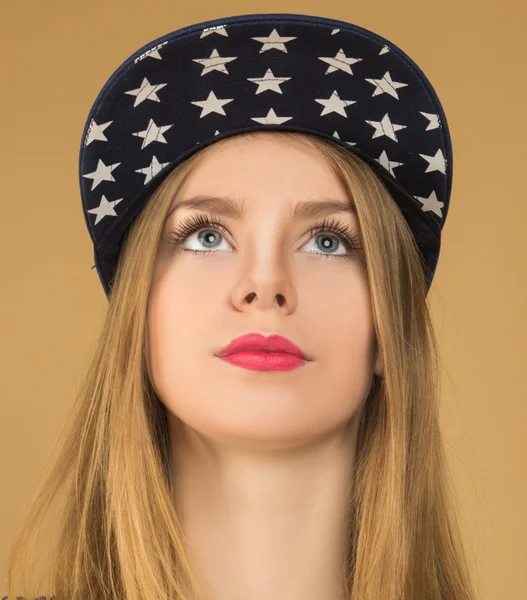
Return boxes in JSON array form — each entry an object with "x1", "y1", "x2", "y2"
[{"x1": 146, "y1": 133, "x2": 381, "y2": 450}]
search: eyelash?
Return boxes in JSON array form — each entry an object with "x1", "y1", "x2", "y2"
[{"x1": 167, "y1": 213, "x2": 363, "y2": 260}]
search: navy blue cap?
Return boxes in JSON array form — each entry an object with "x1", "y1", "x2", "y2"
[{"x1": 78, "y1": 12, "x2": 453, "y2": 298}]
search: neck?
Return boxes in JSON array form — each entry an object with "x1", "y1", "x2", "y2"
[{"x1": 169, "y1": 416, "x2": 358, "y2": 600}]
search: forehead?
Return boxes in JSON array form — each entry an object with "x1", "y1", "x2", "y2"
[
  {"x1": 168, "y1": 132, "x2": 356, "y2": 220},
  {"x1": 188, "y1": 131, "x2": 331, "y2": 172},
  {"x1": 167, "y1": 195, "x2": 356, "y2": 223}
]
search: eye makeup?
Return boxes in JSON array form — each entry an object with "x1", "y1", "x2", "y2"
[{"x1": 167, "y1": 212, "x2": 363, "y2": 261}]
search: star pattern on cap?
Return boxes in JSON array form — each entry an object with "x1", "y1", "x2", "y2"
[
  {"x1": 135, "y1": 155, "x2": 171, "y2": 185},
  {"x1": 251, "y1": 29, "x2": 297, "y2": 52},
  {"x1": 80, "y1": 15, "x2": 451, "y2": 294},
  {"x1": 84, "y1": 120, "x2": 113, "y2": 146},
  {"x1": 200, "y1": 25, "x2": 229, "y2": 38},
  {"x1": 366, "y1": 113, "x2": 407, "y2": 142},
  {"x1": 132, "y1": 118, "x2": 173, "y2": 148},
  {"x1": 251, "y1": 107, "x2": 293, "y2": 124},
  {"x1": 419, "y1": 148, "x2": 446, "y2": 174},
  {"x1": 318, "y1": 49, "x2": 362, "y2": 75},
  {"x1": 193, "y1": 49, "x2": 238, "y2": 74},
  {"x1": 414, "y1": 189, "x2": 444, "y2": 218},
  {"x1": 420, "y1": 111, "x2": 440, "y2": 130},
  {"x1": 124, "y1": 77, "x2": 167, "y2": 107},
  {"x1": 83, "y1": 159, "x2": 121, "y2": 190},
  {"x1": 247, "y1": 68, "x2": 291, "y2": 94},
  {"x1": 191, "y1": 90, "x2": 235, "y2": 117},
  {"x1": 87, "y1": 195, "x2": 123, "y2": 225},
  {"x1": 315, "y1": 90, "x2": 357, "y2": 116},
  {"x1": 376, "y1": 150, "x2": 404, "y2": 176},
  {"x1": 365, "y1": 71, "x2": 408, "y2": 99}
]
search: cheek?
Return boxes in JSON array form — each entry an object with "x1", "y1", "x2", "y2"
[
  {"x1": 146, "y1": 263, "x2": 224, "y2": 399},
  {"x1": 302, "y1": 270, "x2": 376, "y2": 404}
]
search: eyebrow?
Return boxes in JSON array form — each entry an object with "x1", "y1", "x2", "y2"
[{"x1": 166, "y1": 194, "x2": 356, "y2": 221}]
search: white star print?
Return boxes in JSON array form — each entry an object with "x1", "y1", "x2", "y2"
[
  {"x1": 134, "y1": 42, "x2": 168, "y2": 63},
  {"x1": 420, "y1": 111, "x2": 440, "y2": 130},
  {"x1": 193, "y1": 48, "x2": 238, "y2": 75},
  {"x1": 191, "y1": 90, "x2": 234, "y2": 117},
  {"x1": 132, "y1": 118, "x2": 173, "y2": 149},
  {"x1": 84, "y1": 119, "x2": 112, "y2": 146},
  {"x1": 247, "y1": 68, "x2": 291, "y2": 94},
  {"x1": 83, "y1": 159, "x2": 121, "y2": 190},
  {"x1": 250, "y1": 107, "x2": 293, "y2": 124},
  {"x1": 331, "y1": 28, "x2": 340, "y2": 35},
  {"x1": 124, "y1": 77, "x2": 167, "y2": 107},
  {"x1": 379, "y1": 45, "x2": 390, "y2": 55},
  {"x1": 135, "y1": 155, "x2": 171, "y2": 185},
  {"x1": 366, "y1": 113, "x2": 407, "y2": 142},
  {"x1": 87, "y1": 194, "x2": 123, "y2": 225},
  {"x1": 376, "y1": 150, "x2": 404, "y2": 177},
  {"x1": 141, "y1": 49, "x2": 162, "y2": 60},
  {"x1": 414, "y1": 190, "x2": 444, "y2": 218},
  {"x1": 200, "y1": 25, "x2": 228, "y2": 38},
  {"x1": 318, "y1": 49, "x2": 362, "y2": 75},
  {"x1": 332, "y1": 131, "x2": 356, "y2": 146},
  {"x1": 315, "y1": 90, "x2": 356, "y2": 117},
  {"x1": 419, "y1": 149, "x2": 446, "y2": 174},
  {"x1": 251, "y1": 29, "x2": 297, "y2": 53},
  {"x1": 365, "y1": 71, "x2": 408, "y2": 99}
]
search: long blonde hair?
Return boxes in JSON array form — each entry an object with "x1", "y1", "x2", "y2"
[{"x1": 4, "y1": 131, "x2": 478, "y2": 600}]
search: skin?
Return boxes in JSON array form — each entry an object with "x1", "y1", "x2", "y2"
[{"x1": 145, "y1": 132, "x2": 383, "y2": 600}]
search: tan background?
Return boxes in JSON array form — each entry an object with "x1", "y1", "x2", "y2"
[{"x1": 1, "y1": 1, "x2": 525, "y2": 598}]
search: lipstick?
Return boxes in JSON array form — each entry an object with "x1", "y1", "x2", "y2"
[{"x1": 217, "y1": 333, "x2": 309, "y2": 371}]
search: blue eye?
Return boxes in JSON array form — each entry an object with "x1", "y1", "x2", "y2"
[{"x1": 168, "y1": 213, "x2": 363, "y2": 260}]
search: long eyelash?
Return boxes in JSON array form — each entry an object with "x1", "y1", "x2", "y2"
[
  {"x1": 307, "y1": 216, "x2": 364, "y2": 257},
  {"x1": 168, "y1": 213, "x2": 363, "y2": 259},
  {"x1": 169, "y1": 213, "x2": 228, "y2": 244}
]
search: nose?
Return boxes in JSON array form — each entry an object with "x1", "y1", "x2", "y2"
[{"x1": 230, "y1": 258, "x2": 298, "y2": 314}]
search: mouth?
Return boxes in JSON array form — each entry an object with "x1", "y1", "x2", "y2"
[
  {"x1": 217, "y1": 349, "x2": 308, "y2": 371},
  {"x1": 217, "y1": 332, "x2": 310, "y2": 361}
]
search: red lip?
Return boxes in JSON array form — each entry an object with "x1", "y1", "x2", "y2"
[{"x1": 217, "y1": 333, "x2": 309, "y2": 360}]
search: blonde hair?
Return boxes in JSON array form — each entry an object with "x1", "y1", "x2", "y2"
[{"x1": 4, "y1": 131, "x2": 478, "y2": 600}]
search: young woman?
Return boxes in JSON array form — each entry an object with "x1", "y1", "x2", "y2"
[{"x1": 4, "y1": 13, "x2": 477, "y2": 600}]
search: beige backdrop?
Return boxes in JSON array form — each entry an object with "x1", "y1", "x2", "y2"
[{"x1": 1, "y1": 1, "x2": 525, "y2": 598}]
